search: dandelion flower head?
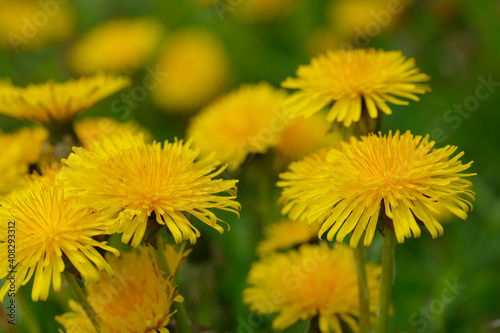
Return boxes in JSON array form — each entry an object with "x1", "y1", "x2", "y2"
[
  {"x1": 282, "y1": 48, "x2": 431, "y2": 126},
  {"x1": 244, "y1": 243, "x2": 381, "y2": 332},
  {"x1": 187, "y1": 82, "x2": 289, "y2": 171},
  {"x1": 152, "y1": 28, "x2": 230, "y2": 113},
  {"x1": 68, "y1": 18, "x2": 163, "y2": 75},
  {"x1": 0, "y1": 177, "x2": 118, "y2": 301},
  {"x1": 60, "y1": 132, "x2": 240, "y2": 247},
  {"x1": 278, "y1": 130, "x2": 475, "y2": 247},
  {"x1": 0, "y1": 74, "x2": 130, "y2": 125},
  {"x1": 56, "y1": 244, "x2": 185, "y2": 333}
]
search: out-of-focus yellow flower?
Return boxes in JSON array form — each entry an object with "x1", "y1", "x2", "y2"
[
  {"x1": 328, "y1": 0, "x2": 410, "y2": 38},
  {"x1": 282, "y1": 48, "x2": 431, "y2": 127},
  {"x1": 278, "y1": 130, "x2": 475, "y2": 247},
  {"x1": 273, "y1": 112, "x2": 341, "y2": 162},
  {"x1": 257, "y1": 219, "x2": 321, "y2": 256},
  {"x1": 244, "y1": 243, "x2": 381, "y2": 332},
  {"x1": 75, "y1": 117, "x2": 152, "y2": 147},
  {"x1": 68, "y1": 18, "x2": 163, "y2": 75},
  {"x1": 1, "y1": 127, "x2": 48, "y2": 165},
  {"x1": 0, "y1": 74, "x2": 130, "y2": 126},
  {"x1": 152, "y1": 29, "x2": 231, "y2": 113},
  {"x1": 0, "y1": 142, "x2": 26, "y2": 197},
  {"x1": 0, "y1": 0, "x2": 75, "y2": 51},
  {"x1": 187, "y1": 82, "x2": 289, "y2": 171},
  {"x1": 60, "y1": 132, "x2": 240, "y2": 247},
  {"x1": 233, "y1": 0, "x2": 294, "y2": 22},
  {"x1": 0, "y1": 176, "x2": 119, "y2": 302},
  {"x1": 56, "y1": 244, "x2": 186, "y2": 333}
]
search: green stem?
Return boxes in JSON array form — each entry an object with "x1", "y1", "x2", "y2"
[
  {"x1": 64, "y1": 272, "x2": 101, "y2": 333},
  {"x1": 354, "y1": 242, "x2": 370, "y2": 333},
  {"x1": 374, "y1": 230, "x2": 397, "y2": 333},
  {"x1": 155, "y1": 237, "x2": 193, "y2": 333}
]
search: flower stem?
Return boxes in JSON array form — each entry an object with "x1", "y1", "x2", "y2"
[
  {"x1": 374, "y1": 230, "x2": 397, "y2": 333},
  {"x1": 354, "y1": 242, "x2": 370, "y2": 333},
  {"x1": 64, "y1": 272, "x2": 101, "y2": 333},
  {"x1": 155, "y1": 236, "x2": 193, "y2": 333}
]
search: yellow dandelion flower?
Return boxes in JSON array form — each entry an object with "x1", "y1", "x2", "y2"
[
  {"x1": 0, "y1": 178, "x2": 118, "y2": 302},
  {"x1": 273, "y1": 112, "x2": 341, "y2": 161},
  {"x1": 1, "y1": 126, "x2": 48, "y2": 164},
  {"x1": 278, "y1": 130, "x2": 475, "y2": 247},
  {"x1": 68, "y1": 18, "x2": 163, "y2": 75},
  {"x1": 244, "y1": 243, "x2": 381, "y2": 332},
  {"x1": 187, "y1": 82, "x2": 289, "y2": 171},
  {"x1": 75, "y1": 117, "x2": 152, "y2": 146},
  {"x1": 0, "y1": 0, "x2": 75, "y2": 51},
  {"x1": 56, "y1": 245, "x2": 185, "y2": 333},
  {"x1": 0, "y1": 74, "x2": 130, "y2": 125},
  {"x1": 257, "y1": 219, "x2": 321, "y2": 256},
  {"x1": 282, "y1": 48, "x2": 431, "y2": 126},
  {"x1": 60, "y1": 132, "x2": 240, "y2": 247},
  {"x1": 152, "y1": 29, "x2": 230, "y2": 113}
]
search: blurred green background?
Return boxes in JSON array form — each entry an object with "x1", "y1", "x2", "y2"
[{"x1": 1, "y1": 0, "x2": 499, "y2": 332}]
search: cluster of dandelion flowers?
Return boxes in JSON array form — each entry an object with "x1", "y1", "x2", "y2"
[
  {"x1": 60, "y1": 132, "x2": 241, "y2": 247},
  {"x1": 257, "y1": 219, "x2": 321, "y2": 256},
  {"x1": 282, "y1": 48, "x2": 431, "y2": 126},
  {"x1": 244, "y1": 243, "x2": 381, "y2": 332},
  {"x1": 278, "y1": 130, "x2": 475, "y2": 247},
  {"x1": 56, "y1": 245, "x2": 185, "y2": 333},
  {"x1": 187, "y1": 82, "x2": 289, "y2": 171},
  {"x1": 0, "y1": 178, "x2": 118, "y2": 302},
  {"x1": 68, "y1": 17, "x2": 163, "y2": 75},
  {"x1": 0, "y1": 73, "x2": 130, "y2": 126}
]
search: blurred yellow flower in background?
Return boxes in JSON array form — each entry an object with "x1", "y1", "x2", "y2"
[
  {"x1": 187, "y1": 82, "x2": 289, "y2": 171},
  {"x1": 0, "y1": 142, "x2": 27, "y2": 197},
  {"x1": 68, "y1": 18, "x2": 163, "y2": 75},
  {"x1": 327, "y1": 0, "x2": 409, "y2": 38},
  {"x1": 0, "y1": 74, "x2": 130, "y2": 126},
  {"x1": 56, "y1": 245, "x2": 186, "y2": 333},
  {"x1": 0, "y1": 177, "x2": 119, "y2": 302},
  {"x1": 152, "y1": 28, "x2": 231, "y2": 113},
  {"x1": 273, "y1": 112, "x2": 341, "y2": 162},
  {"x1": 282, "y1": 48, "x2": 431, "y2": 127},
  {"x1": 0, "y1": 0, "x2": 75, "y2": 52},
  {"x1": 278, "y1": 130, "x2": 475, "y2": 247},
  {"x1": 1, "y1": 126, "x2": 48, "y2": 165},
  {"x1": 75, "y1": 117, "x2": 152, "y2": 147},
  {"x1": 61, "y1": 132, "x2": 240, "y2": 247},
  {"x1": 257, "y1": 219, "x2": 320, "y2": 256},
  {"x1": 244, "y1": 243, "x2": 381, "y2": 332}
]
